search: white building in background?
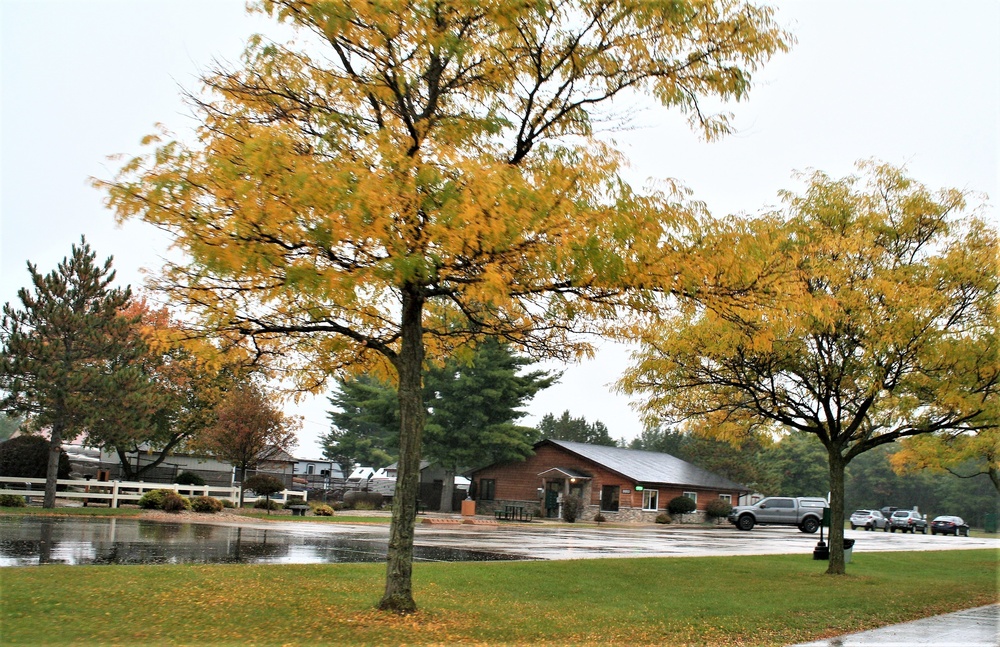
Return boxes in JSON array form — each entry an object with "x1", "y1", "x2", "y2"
[{"x1": 291, "y1": 457, "x2": 344, "y2": 488}]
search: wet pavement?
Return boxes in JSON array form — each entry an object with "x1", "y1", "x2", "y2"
[
  {"x1": 4, "y1": 513, "x2": 998, "y2": 565},
  {"x1": 791, "y1": 604, "x2": 999, "y2": 646},
  {"x1": 0, "y1": 516, "x2": 528, "y2": 566},
  {"x1": 407, "y1": 517, "x2": 1000, "y2": 560}
]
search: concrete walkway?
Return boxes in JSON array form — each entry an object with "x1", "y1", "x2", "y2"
[{"x1": 792, "y1": 604, "x2": 999, "y2": 646}]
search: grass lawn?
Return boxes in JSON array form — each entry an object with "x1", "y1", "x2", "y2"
[
  {"x1": 1, "y1": 549, "x2": 996, "y2": 646},
  {"x1": 0, "y1": 506, "x2": 145, "y2": 518}
]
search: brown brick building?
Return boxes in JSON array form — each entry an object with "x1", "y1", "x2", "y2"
[{"x1": 469, "y1": 439, "x2": 748, "y2": 523}]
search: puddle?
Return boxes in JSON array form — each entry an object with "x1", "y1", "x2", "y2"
[{"x1": 0, "y1": 516, "x2": 528, "y2": 566}]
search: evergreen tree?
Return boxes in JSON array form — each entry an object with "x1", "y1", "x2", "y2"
[
  {"x1": 537, "y1": 410, "x2": 618, "y2": 446},
  {"x1": 323, "y1": 341, "x2": 556, "y2": 510},
  {"x1": 323, "y1": 375, "x2": 400, "y2": 474},
  {"x1": 423, "y1": 339, "x2": 557, "y2": 511},
  {"x1": 0, "y1": 414, "x2": 24, "y2": 442},
  {"x1": 0, "y1": 239, "x2": 149, "y2": 507}
]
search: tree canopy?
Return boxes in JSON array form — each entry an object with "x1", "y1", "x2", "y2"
[
  {"x1": 0, "y1": 238, "x2": 150, "y2": 507},
  {"x1": 537, "y1": 410, "x2": 618, "y2": 446},
  {"x1": 324, "y1": 375, "x2": 401, "y2": 472},
  {"x1": 324, "y1": 340, "x2": 557, "y2": 511},
  {"x1": 88, "y1": 297, "x2": 246, "y2": 480},
  {"x1": 197, "y1": 381, "x2": 299, "y2": 505},
  {"x1": 102, "y1": 0, "x2": 790, "y2": 611},
  {"x1": 620, "y1": 161, "x2": 1000, "y2": 574},
  {"x1": 423, "y1": 339, "x2": 556, "y2": 510}
]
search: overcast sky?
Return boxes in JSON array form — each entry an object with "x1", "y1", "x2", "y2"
[{"x1": 2, "y1": 1, "x2": 997, "y2": 458}]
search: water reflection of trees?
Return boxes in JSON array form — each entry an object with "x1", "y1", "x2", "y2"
[{"x1": 0, "y1": 518, "x2": 524, "y2": 565}]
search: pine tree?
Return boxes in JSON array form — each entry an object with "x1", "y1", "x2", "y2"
[
  {"x1": 0, "y1": 238, "x2": 147, "y2": 507},
  {"x1": 423, "y1": 339, "x2": 557, "y2": 511},
  {"x1": 537, "y1": 410, "x2": 618, "y2": 446}
]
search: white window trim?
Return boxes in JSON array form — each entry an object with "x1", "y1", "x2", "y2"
[
  {"x1": 682, "y1": 491, "x2": 698, "y2": 504},
  {"x1": 642, "y1": 489, "x2": 659, "y2": 511},
  {"x1": 719, "y1": 494, "x2": 732, "y2": 504}
]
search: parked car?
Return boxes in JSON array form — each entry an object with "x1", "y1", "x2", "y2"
[
  {"x1": 888, "y1": 509, "x2": 927, "y2": 533},
  {"x1": 880, "y1": 506, "x2": 898, "y2": 518},
  {"x1": 727, "y1": 496, "x2": 827, "y2": 533},
  {"x1": 930, "y1": 516, "x2": 970, "y2": 536},
  {"x1": 849, "y1": 509, "x2": 887, "y2": 530}
]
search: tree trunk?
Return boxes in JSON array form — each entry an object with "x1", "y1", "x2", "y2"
[
  {"x1": 115, "y1": 446, "x2": 135, "y2": 480},
  {"x1": 379, "y1": 288, "x2": 425, "y2": 614},
  {"x1": 438, "y1": 467, "x2": 455, "y2": 513},
  {"x1": 238, "y1": 465, "x2": 248, "y2": 508},
  {"x1": 826, "y1": 447, "x2": 847, "y2": 575},
  {"x1": 43, "y1": 420, "x2": 64, "y2": 508}
]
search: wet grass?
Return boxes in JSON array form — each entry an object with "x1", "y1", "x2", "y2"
[
  {"x1": 0, "y1": 505, "x2": 144, "y2": 517},
  {"x1": 2, "y1": 549, "x2": 996, "y2": 646}
]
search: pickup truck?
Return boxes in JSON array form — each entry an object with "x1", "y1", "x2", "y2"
[{"x1": 728, "y1": 496, "x2": 827, "y2": 533}]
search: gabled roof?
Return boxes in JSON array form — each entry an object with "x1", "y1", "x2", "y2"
[{"x1": 543, "y1": 439, "x2": 748, "y2": 492}]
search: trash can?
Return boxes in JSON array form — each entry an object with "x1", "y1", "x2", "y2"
[
  {"x1": 460, "y1": 498, "x2": 476, "y2": 517},
  {"x1": 984, "y1": 513, "x2": 997, "y2": 534},
  {"x1": 843, "y1": 538, "x2": 855, "y2": 564}
]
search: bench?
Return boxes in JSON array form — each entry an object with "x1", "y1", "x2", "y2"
[
  {"x1": 495, "y1": 505, "x2": 532, "y2": 522},
  {"x1": 289, "y1": 505, "x2": 309, "y2": 517}
]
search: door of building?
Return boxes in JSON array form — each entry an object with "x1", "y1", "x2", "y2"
[{"x1": 545, "y1": 481, "x2": 562, "y2": 518}]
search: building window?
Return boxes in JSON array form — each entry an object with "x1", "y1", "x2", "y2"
[
  {"x1": 479, "y1": 479, "x2": 495, "y2": 501},
  {"x1": 682, "y1": 491, "x2": 698, "y2": 505},
  {"x1": 719, "y1": 494, "x2": 732, "y2": 504},
  {"x1": 642, "y1": 489, "x2": 659, "y2": 511},
  {"x1": 601, "y1": 485, "x2": 620, "y2": 512},
  {"x1": 306, "y1": 464, "x2": 315, "y2": 475}
]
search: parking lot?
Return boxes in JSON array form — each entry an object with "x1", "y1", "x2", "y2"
[{"x1": 269, "y1": 518, "x2": 1000, "y2": 561}]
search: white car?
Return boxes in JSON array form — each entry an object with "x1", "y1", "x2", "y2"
[{"x1": 849, "y1": 509, "x2": 887, "y2": 530}]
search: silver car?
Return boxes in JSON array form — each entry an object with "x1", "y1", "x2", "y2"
[{"x1": 849, "y1": 509, "x2": 887, "y2": 530}]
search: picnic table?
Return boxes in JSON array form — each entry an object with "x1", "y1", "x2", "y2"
[{"x1": 494, "y1": 504, "x2": 532, "y2": 522}]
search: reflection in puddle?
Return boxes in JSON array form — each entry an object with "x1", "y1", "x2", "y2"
[{"x1": 0, "y1": 516, "x2": 527, "y2": 566}]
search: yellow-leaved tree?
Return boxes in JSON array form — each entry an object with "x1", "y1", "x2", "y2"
[
  {"x1": 619, "y1": 161, "x2": 1000, "y2": 575},
  {"x1": 890, "y1": 428, "x2": 999, "y2": 493},
  {"x1": 101, "y1": 0, "x2": 790, "y2": 611}
]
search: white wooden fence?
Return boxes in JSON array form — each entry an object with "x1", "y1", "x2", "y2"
[{"x1": 0, "y1": 476, "x2": 306, "y2": 508}]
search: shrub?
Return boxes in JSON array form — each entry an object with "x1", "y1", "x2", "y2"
[
  {"x1": 0, "y1": 494, "x2": 27, "y2": 507},
  {"x1": 312, "y1": 504, "x2": 334, "y2": 516},
  {"x1": 329, "y1": 501, "x2": 346, "y2": 512},
  {"x1": 655, "y1": 512, "x2": 672, "y2": 524},
  {"x1": 243, "y1": 474, "x2": 285, "y2": 498},
  {"x1": 343, "y1": 491, "x2": 384, "y2": 510},
  {"x1": 221, "y1": 498, "x2": 236, "y2": 509},
  {"x1": 667, "y1": 495, "x2": 697, "y2": 517},
  {"x1": 254, "y1": 499, "x2": 282, "y2": 510},
  {"x1": 190, "y1": 496, "x2": 223, "y2": 513},
  {"x1": 593, "y1": 512, "x2": 606, "y2": 524},
  {"x1": 137, "y1": 489, "x2": 173, "y2": 510},
  {"x1": 175, "y1": 471, "x2": 206, "y2": 486},
  {"x1": 284, "y1": 496, "x2": 306, "y2": 509},
  {"x1": 161, "y1": 492, "x2": 191, "y2": 512},
  {"x1": 561, "y1": 496, "x2": 583, "y2": 523},
  {"x1": 0, "y1": 435, "x2": 71, "y2": 479},
  {"x1": 705, "y1": 498, "x2": 733, "y2": 520}
]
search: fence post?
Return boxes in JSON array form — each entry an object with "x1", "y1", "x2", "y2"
[{"x1": 111, "y1": 481, "x2": 119, "y2": 508}]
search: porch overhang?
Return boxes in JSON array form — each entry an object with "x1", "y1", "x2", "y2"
[{"x1": 537, "y1": 467, "x2": 592, "y2": 480}]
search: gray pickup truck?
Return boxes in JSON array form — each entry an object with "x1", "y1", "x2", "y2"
[{"x1": 728, "y1": 496, "x2": 827, "y2": 533}]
